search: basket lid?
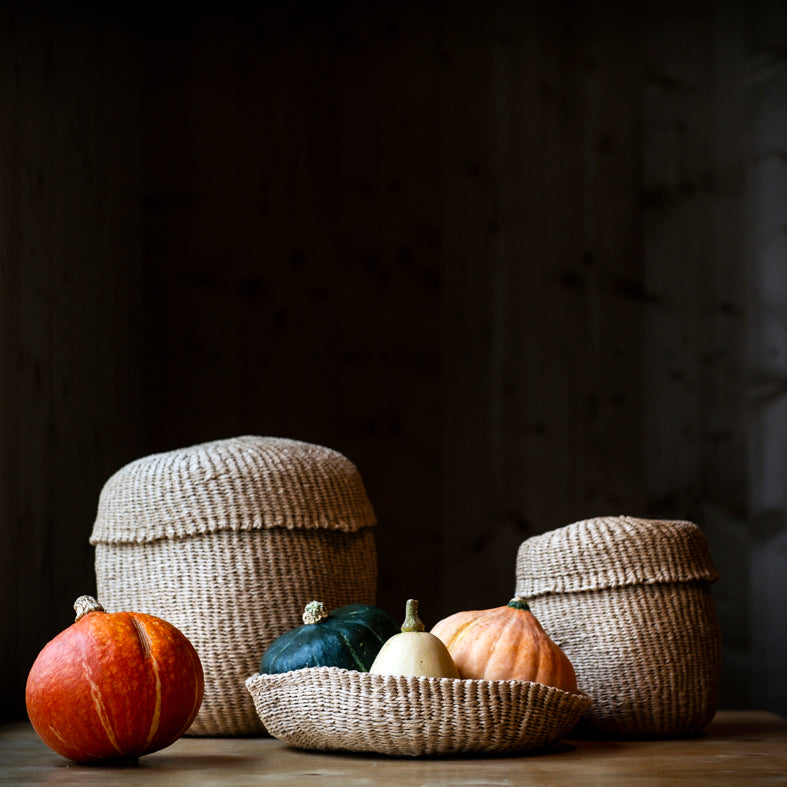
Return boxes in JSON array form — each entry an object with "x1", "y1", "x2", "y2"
[
  {"x1": 515, "y1": 516, "x2": 719, "y2": 597},
  {"x1": 90, "y1": 436, "x2": 377, "y2": 544}
]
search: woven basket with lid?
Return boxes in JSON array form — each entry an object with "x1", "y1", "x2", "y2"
[
  {"x1": 515, "y1": 516, "x2": 721, "y2": 738},
  {"x1": 90, "y1": 435, "x2": 378, "y2": 737}
]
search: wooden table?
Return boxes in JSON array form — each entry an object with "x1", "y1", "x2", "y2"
[{"x1": 1, "y1": 711, "x2": 785, "y2": 785}]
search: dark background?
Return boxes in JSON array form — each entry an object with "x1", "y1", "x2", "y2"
[{"x1": 2, "y1": 0, "x2": 786, "y2": 723}]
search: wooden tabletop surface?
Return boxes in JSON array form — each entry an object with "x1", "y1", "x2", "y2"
[{"x1": 1, "y1": 711, "x2": 785, "y2": 785}]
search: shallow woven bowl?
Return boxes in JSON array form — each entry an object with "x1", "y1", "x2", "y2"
[{"x1": 246, "y1": 667, "x2": 592, "y2": 757}]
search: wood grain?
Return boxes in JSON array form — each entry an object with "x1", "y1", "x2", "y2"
[{"x1": 1, "y1": 712, "x2": 785, "y2": 785}]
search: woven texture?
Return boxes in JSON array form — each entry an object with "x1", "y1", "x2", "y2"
[
  {"x1": 91, "y1": 436, "x2": 378, "y2": 736},
  {"x1": 246, "y1": 667, "x2": 592, "y2": 756},
  {"x1": 515, "y1": 516, "x2": 719, "y2": 597},
  {"x1": 515, "y1": 516, "x2": 721, "y2": 738},
  {"x1": 90, "y1": 435, "x2": 377, "y2": 544}
]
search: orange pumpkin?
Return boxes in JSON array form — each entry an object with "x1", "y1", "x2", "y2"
[
  {"x1": 26, "y1": 595, "x2": 204, "y2": 763},
  {"x1": 430, "y1": 597, "x2": 578, "y2": 692}
]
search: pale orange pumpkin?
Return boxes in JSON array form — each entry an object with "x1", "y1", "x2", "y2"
[{"x1": 430, "y1": 597, "x2": 578, "y2": 692}]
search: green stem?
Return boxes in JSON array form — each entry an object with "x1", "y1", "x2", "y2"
[
  {"x1": 401, "y1": 599, "x2": 425, "y2": 633},
  {"x1": 507, "y1": 597, "x2": 531, "y2": 612}
]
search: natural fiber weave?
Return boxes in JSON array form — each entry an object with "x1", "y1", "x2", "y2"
[
  {"x1": 91, "y1": 436, "x2": 378, "y2": 737},
  {"x1": 515, "y1": 516, "x2": 721, "y2": 738},
  {"x1": 246, "y1": 667, "x2": 592, "y2": 756},
  {"x1": 91, "y1": 436, "x2": 377, "y2": 544}
]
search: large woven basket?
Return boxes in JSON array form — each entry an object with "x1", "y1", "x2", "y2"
[
  {"x1": 246, "y1": 667, "x2": 592, "y2": 756},
  {"x1": 90, "y1": 436, "x2": 378, "y2": 737},
  {"x1": 515, "y1": 516, "x2": 721, "y2": 738}
]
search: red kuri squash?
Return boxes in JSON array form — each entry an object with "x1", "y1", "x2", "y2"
[{"x1": 25, "y1": 595, "x2": 204, "y2": 763}]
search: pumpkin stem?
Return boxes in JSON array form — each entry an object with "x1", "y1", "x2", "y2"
[
  {"x1": 302, "y1": 600, "x2": 329, "y2": 625},
  {"x1": 400, "y1": 599, "x2": 425, "y2": 633},
  {"x1": 74, "y1": 595, "x2": 105, "y2": 622},
  {"x1": 507, "y1": 597, "x2": 531, "y2": 612}
]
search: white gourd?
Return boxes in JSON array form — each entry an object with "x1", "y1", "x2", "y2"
[{"x1": 369, "y1": 599, "x2": 460, "y2": 679}]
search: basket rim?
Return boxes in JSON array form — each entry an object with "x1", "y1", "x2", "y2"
[{"x1": 246, "y1": 665, "x2": 592, "y2": 697}]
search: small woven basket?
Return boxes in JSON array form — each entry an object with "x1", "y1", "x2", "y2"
[
  {"x1": 246, "y1": 667, "x2": 592, "y2": 756},
  {"x1": 90, "y1": 436, "x2": 378, "y2": 737},
  {"x1": 515, "y1": 516, "x2": 721, "y2": 738}
]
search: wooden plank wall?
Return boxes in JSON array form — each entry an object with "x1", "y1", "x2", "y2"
[
  {"x1": 741, "y1": 0, "x2": 787, "y2": 716},
  {"x1": 2, "y1": 0, "x2": 785, "y2": 722},
  {"x1": 1, "y1": 8, "x2": 151, "y2": 721},
  {"x1": 440, "y1": 0, "x2": 648, "y2": 612}
]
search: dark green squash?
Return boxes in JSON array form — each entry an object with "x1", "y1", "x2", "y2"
[{"x1": 259, "y1": 601, "x2": 400, "y2": 674}]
